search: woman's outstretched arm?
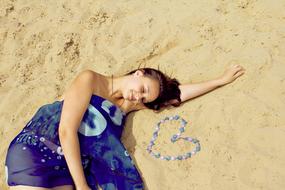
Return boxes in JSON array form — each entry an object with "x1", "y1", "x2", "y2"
[{"x1": 179, "y1": 64, "x2": 245, "y2": 103}]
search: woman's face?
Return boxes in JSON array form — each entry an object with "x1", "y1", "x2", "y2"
[{"x1": 124, "y1": 70, "x2": 160, "y2": 104}]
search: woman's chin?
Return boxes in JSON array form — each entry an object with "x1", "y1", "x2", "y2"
[{"x1": 123, "y1": 96, "x2": 132, "y2": 102}]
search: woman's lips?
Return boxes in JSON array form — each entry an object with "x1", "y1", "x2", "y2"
[{"x1": 128, "y1": 90, "x2": 140, "y2": 102}]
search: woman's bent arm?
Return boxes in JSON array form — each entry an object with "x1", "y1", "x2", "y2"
[
  {"x1": 179, "y1": 64, "x2": 245, "y2": 102},
  {"x1": 58, "y1": 70, "x2": 95, "y2": 190}
]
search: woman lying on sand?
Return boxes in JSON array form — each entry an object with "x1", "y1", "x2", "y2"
[{"x1": 5, "y1": 64, "x2": 245, "y2": 190}]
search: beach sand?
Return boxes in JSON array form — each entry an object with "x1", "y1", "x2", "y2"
[{"x1": 1, "y1": 0, "x2": 285, "y2": 189}]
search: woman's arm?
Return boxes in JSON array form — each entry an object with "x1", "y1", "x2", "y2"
[
  {"x1": 179, "y1": 64, "x2": 245, "y2": 102},
  {"x1": 58, "y1": 70, "x2": 95, "y2": 190}
]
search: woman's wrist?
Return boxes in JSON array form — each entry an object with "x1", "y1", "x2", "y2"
[{"x1": 214, "y1": 78, "x2": 227, "y2": 87}]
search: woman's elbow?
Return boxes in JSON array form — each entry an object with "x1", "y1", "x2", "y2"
[{"x1": 58, "y1": 125, "x2": 77, "y2": 139}]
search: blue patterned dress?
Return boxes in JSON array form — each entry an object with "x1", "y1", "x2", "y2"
[{"x1": 5, "y1": 94, "x2": 144, "y2": 190}]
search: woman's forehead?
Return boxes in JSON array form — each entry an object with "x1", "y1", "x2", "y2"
[{"x1": 143, "y1": 76, "x2": 159, "y2": 86}]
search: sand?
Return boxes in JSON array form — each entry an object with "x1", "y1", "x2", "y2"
[{"x1": 1, "y1": 0, "x2": 285, "y2": 189}]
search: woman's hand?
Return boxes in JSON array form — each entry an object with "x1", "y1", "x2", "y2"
[{"x1": 218, "y1": 64, "x2": 245, "y2": 85}]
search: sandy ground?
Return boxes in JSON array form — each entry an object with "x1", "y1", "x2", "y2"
[{"x1": 1, "y1": 0, "x2": 285, "y2": 189}]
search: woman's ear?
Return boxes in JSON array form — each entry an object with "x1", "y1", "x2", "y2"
[{"x1": 134, "y1": 69, "x2": 144, "y2": 77}]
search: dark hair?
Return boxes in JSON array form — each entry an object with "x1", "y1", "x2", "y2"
[{"x1": 126, "y1": 67, "x2": 181, "y2": 111}]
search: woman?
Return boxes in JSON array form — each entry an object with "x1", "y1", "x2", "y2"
[{"x1": 5, "y1": 65, "x2": 245, "y2": 190}]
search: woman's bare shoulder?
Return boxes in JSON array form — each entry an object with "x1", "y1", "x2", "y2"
[{"x1": 55, "y1": 70, "x2": 104, "y2": 101}]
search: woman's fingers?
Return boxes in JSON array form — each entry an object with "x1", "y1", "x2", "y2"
[
  {"x1": 229, "y1": 66, "x2": 241, "y2": 76},
  {"x1": 232, "y1": 65, "x2": 245, "y2": 74},
  {"x1": 234, "y1": 70, "x2": 245, "y2": 78},
  {"x1": 220, "y1": 64, "x2": 245, "y2": 84},
  {"x1": 234, "y1": 65, "x2": 244, "y2": 70},
  {"x1": 227, "y1": 64, "x2": 245, "y2": 81}
]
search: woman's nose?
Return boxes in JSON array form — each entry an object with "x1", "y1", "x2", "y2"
[{"x1": 134, "y1": 91, "x2": 142, "y2": 101}]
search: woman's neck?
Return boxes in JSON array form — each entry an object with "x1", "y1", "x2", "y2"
[{"x1": 109, "y1": 75, "x2": 125, "y2": 99}]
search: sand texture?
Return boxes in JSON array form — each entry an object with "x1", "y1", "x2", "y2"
[{"x1": 1, "y1": 0, "x2": 285, "y2": 189}]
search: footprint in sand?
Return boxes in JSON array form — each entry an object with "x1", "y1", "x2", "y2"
[
  {"x1": 237, "y1": 0, "x2": 254, "y2": 9},
  {"x1": 81, "y1": 11, "x2": 111, "y2": 30},
  {"x1": 56, "y1": 33, "x2": 81, "y2": 69}
]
